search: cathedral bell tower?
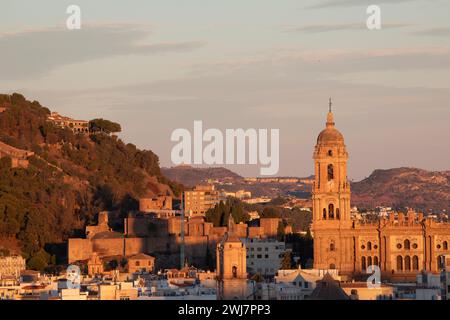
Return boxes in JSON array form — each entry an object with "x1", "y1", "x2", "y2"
[{"x1": 311, "y1": 99, "x2": 353, "y2": 273}]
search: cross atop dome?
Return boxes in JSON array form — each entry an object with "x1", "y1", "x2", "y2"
[{"x1": 326, "y1": 98, "x2": 335, "y2": 128}]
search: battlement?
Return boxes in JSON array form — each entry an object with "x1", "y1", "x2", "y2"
[{"x1": 0, "y1": 141, "x2": 34, "y2": 168}]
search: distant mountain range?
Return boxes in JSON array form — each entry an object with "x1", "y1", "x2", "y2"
[
  {"x1": 163, "y1": 166, "x2": 450, "y2": 213},
  {"x1": 351, "y1": 167, "x2": 450, "y2": 213},
  {"x1": 162, "y1": 166, "x2": 244, "y2": 187}
]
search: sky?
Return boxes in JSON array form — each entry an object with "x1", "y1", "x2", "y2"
[{"x1": 1, "y1": 0, "x2": 450, "y2": 180}]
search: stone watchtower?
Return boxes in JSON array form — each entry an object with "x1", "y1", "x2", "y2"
[
  {"x1": 311, "y1": 100, "x2": 354, "y2": 274},
  {"x1": 216, "y1": 215, "x2": 247, "y2": 280},
  {"x1": 216, "y1": 215, "x2": 249, "y2": 299}
]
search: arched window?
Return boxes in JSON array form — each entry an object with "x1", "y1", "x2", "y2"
[
  {"x1": 336, "y1": 208, "x2": 340, "y2": 220},
  {"x1": 437, "y1": 256, "x2": 443, "y2": 270},
  {"x1": 328, "y1": 204, "x2": 334, "y2": 219},
  {"x1": 413, "y1": 256, "x2": 419, "y2": 270},
  {"x1": 361, "y1": 257, "x2": 366, "y2": 271},
  {"x1": 330, "y1": 242, "x2": 335, "y2": 251},
  {"x1": 444, "y1": 241, "x2": 448, "y2": 250},
  {"x1": 330, "y1": 264, "x2": 336, "y2": 269},
  {"x1": 397, "y1": 256, "x2": 403, "y2": 271},
  {"x1": 374, "y1": 256, "x2": 379, "y2": 266},
  {"x1": 404, "y1": 239, "x2": 410, "y2": 250},
  {"x1": 327, "y1": 164, "x2": 334, "y2": 181},
  {"x1": 328, "y1": 150, "x2": 333, "y2": 156},
  {"x1": 323, "y1": 208, "x2": 327, "y2": 220},
  {"x1": 405, "y1": 256, "x2": 411, "y2": 271},
  {"x1": 368, "y1": 256, "x2": 372, "y2": 267},
  {"x1": 232, "y1": 266, "x2": 238, "y2": 278},
  {"x1": 367, "y1": 242, "x2": 372, "y2": 251}
]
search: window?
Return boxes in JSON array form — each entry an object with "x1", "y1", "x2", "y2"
[
  {"x1": 368, "y1": 256, "x2": 372, "y2": 267},
  {"x1": 327, "y1": 164, "x2": 334, "y2": 181},
  {"x1": 413, "y1": 256, "x2": 419, "y2": 270},
  {"x1": 336, "y1": 208, "x2": 340, "y2": 220},
  {"x1": 367, "y1": 242, "x2": 372, "y2": 251},
  {"x1": 405, "y1": 256, "x2": 411, "y2": 271},
  {"x1": 330, "y1": 264, "x2": 336, "y2": 269},
  {"x1": 404, "y1": 240, "x2": 410, "y2": 250},
  {"x1": 232, "y1": 266, "x2": 237, "y2": 278},
  {"x1": 257, "y1": 255, "x2": 262, "y2": 259},
  {"x1": 444, "y1": 241, "x2": 448, "y2": 250},
  {"x1": 265, "y1": 255, "x2": 269, "y2": 259},
  {"x1": 374, "y1": 256, "x2": 379, "y2": 266},
  {"x1": 361, "y1": 257, "x2": 366, "y2": 270},
  {"x1": 397, "y1": 244, "x2": 402, "y2": 249},
  {"x1": 328, "y1": 204, "x2": 334, "y2": 219},
  {"x1": 397, "y1": 256, "x2": 403, "y2": 271},
  {"x1": 330, "y1": 242, "x2": 335, "y2": 251},
  {"x1": 323, "y1": 208, "x2": 327, "y2": 220},
  {"x1": 328, "y1": 150, "x2": 333, "y2": 156}
]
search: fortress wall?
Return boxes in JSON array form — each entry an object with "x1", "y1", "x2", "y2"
[
  {"x1": 146, "y1": 236, "x2": 173, "y2": 253},
  {"x1": 235, "y1": 224, "x2": 248, "y2": 238},
  {"x1": 260, "y1": 218, "x2": 281, "y2": 238},
  {"x1": 248, "y1": 226, "x2": 264, "y2": 238},
  {"x1": 124, "y1": 238, "x2": 147, "y2": 256},
  {"x1": 125, "y1": 217, "x2": 150, "y2": 237},
  {"x1": 92, "y1": 238, "x2": 124, "y2": 257},
  {"x1": 68, "y1": 239, "x2": 92, "y2": 263}
]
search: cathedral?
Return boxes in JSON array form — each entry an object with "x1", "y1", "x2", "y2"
[{"x1": 311, "y1": 102, "x2": 450, "y2": 282}]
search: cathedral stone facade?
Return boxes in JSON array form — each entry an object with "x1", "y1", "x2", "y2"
[{"x1": 311, "y1": 105, "x2": 450, "y2": 281}]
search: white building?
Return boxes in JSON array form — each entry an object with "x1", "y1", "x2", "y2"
[
  {"x1": 60, "y1": 288, "x2": 88, "y2": 300},
  {"x1": 274, "y1": 268, "x2": 323, "y2": 300},
  {"x1": 243, "y1": 239, "x2": 285, "y2": 277}
]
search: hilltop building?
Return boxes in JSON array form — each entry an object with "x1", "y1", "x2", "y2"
[
  {"x1": 311, "y1": 102, "x2": 450, "y2": 282},
  {"x1": 47, "y1": 112, "x2": 89, "y2": 134}
]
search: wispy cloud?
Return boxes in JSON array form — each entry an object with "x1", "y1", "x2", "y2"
[
  {"x1": 306, "y1": 0, "x2": 419, "y2": 9},
  {"x1": 416, "y1": 27, "x2": 450, "y2": 37},
  {"x1": 286, "y1": 23, "x2": 413, "y2": 33},
  {"x1": 0, "y1": 24, "x2": 206, "y2": 80}
]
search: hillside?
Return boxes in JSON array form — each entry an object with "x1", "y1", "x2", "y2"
[
  {"x1": 162, "y1": 165, "x2": 243, "y2": 187},
  {"x1": 351, "y1": 167, "x2": 450, "y2": 213},
  {"x1": 0, "y1": 93, "x2": 180, "y2": 269}
]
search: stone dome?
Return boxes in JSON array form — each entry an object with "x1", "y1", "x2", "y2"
[
  {"x1": 316, "y1": 110, "x2": 344, "y2": 145},
  {"x1": 317, "y1": 127, "x2": 344, "y2": 144}
]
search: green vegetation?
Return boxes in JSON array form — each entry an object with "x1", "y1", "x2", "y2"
[
  {"x1": 89, "y1": 118, "x2": 121, "y2": 134},
  {"x1": 0, "y1": 93, "x2": 179, "y2": 269},
  {"x1": 280, "y1": 251, "x2": 295, "y2": 270},
  {"x1": 205, "y1": 198, "x2": 249, "y2": 227}
]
